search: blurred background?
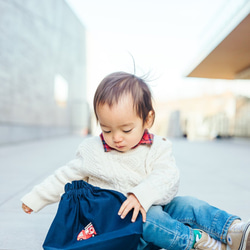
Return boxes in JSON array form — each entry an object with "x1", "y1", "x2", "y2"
[{"x1": 0, "y1": 0, "x2": 249, "y2": 143}]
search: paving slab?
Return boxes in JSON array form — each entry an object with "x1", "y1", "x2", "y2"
[
  {"x1": 174, "y1": 137, "x2": 250, "y2": 220},
  {"x1": 0, "y1": 135, "x2": 84, "y2": 250}
]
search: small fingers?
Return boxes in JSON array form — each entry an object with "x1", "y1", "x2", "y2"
[
  {"x1": 118, "y1": 200, "x2": 127, "y2": 217},
  {"x1": 140, "y1": 208, "x2": 147, "y2": 223},
  {"x1": 22, "y1": 203, "x2": 33, "y2": 214},
  {"x1": 131, "y1": 206, "x2": 140, "y2": 223},
  {"x1": 118, "y1": 200, "x2": 132, "y2": 220},
  {"x1": 118, "y1": 195, "x2": 146, "y2": 223}
]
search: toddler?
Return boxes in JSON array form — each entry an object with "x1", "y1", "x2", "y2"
[{"x1": 22, "y1": 71, "x2": 250, "y2": 250}]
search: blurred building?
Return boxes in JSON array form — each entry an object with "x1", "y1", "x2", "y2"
[
  {"x1": 154, "y1": 93, "x2": 250, "y2": 140},
  {"x1": 171, "y1": 0, "x2": 250, "y2": 140},
  {"x1": 0, "y1": 0, "x2": 88, "y2": 145},
  {"x1": 186, "y1": 0, "x2": 250, "y2": 80}
]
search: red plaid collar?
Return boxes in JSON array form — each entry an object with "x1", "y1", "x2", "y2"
[{"x1": 100, "y1": 129, "x2": 154, "y2": 152}]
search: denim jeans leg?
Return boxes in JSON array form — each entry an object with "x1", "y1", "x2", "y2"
[
  {"x1": 138, "y1": 196, "x2": 240, "y2": 250},
  {"x1": 164, "y1": 196, "x2": 240, "y2": 243},
  {"x1": 139, "y1": 205, "x2": 193, "y2": 250}
]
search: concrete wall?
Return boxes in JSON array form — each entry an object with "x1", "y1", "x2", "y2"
[{"x1": 0, "y1": 0, "x2": 88, "y2": 144}]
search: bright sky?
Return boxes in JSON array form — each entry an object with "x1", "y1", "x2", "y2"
[{"x1": 66, "y1": 0, "x2": 249, "y2": 103}]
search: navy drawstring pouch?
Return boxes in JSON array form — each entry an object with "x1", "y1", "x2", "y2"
[{"x1": 43, "y1": 180, "x2": 143, "y2": 250}]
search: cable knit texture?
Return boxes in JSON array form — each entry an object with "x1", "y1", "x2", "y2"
[{"x1": 21, "y1": 135, "x2": 180, "y2": 212}]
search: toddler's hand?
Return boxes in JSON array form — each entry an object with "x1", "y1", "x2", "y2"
[
  {"x1": 22, "y1": 203, "x2": 33, "y2": 214},
  {"x1": 118, "y1": 193, "x2": 146, "y2": 223}
]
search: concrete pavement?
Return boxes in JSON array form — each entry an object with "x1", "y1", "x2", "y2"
[{"x1": 0, "y1": 135, "x2": 249, "y2": 250}]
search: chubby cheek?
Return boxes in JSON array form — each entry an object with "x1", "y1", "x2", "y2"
[
  {"x1": 127, "y1": 134, "x2": 142, "y2": 147},
  {"x1": 103, "y1": 134, "x2": 112, "y2": 144}
]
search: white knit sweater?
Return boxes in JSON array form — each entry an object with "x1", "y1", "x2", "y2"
[{"x1": 21, "y1": 135, "x2": 180, "y2": 213}]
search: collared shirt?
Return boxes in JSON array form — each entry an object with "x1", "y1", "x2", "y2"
[{"x1": 100, "y1": 129, "x2": 154, "y2": 152}]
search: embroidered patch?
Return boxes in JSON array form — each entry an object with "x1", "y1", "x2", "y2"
[{"x1": 77, "y1": 222, "x2": 97, "y2": 241}]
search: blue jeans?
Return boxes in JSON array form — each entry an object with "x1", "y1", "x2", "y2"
[{"x1": 137, "y1": 196, "x2": 240, "y2": 250}]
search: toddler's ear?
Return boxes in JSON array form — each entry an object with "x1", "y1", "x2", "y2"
[{"x1": 145, "y1": 110, "x2": 155, "y2": 128}]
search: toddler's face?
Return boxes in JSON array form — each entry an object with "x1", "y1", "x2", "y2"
[{"x1": 96, "y1": 94, "x2": 148, "y2": 152}]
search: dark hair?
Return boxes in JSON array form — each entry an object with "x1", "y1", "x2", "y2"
[{"x1": 93, "y1": 71, "x2": 155, "y2": 125}]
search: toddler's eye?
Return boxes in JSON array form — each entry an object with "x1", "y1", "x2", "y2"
[
  {"x1": 123, "y1": 129, "x2": 132, "y2": 133},
  {"x1": 103, "y1": 130, "x2": 111, "y2": 134}
]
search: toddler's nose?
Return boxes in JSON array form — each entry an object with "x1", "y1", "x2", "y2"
[{"x1": 113, "y1": 133, "x2": 122, "y2": 143}]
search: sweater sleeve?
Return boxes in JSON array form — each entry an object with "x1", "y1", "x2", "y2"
[
  {"x1": 21, "y1": 152, "x2": 85, "y2": 213},
  {"x1": 129, "y1": 137, "x2": 180, "y2": 212}
]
